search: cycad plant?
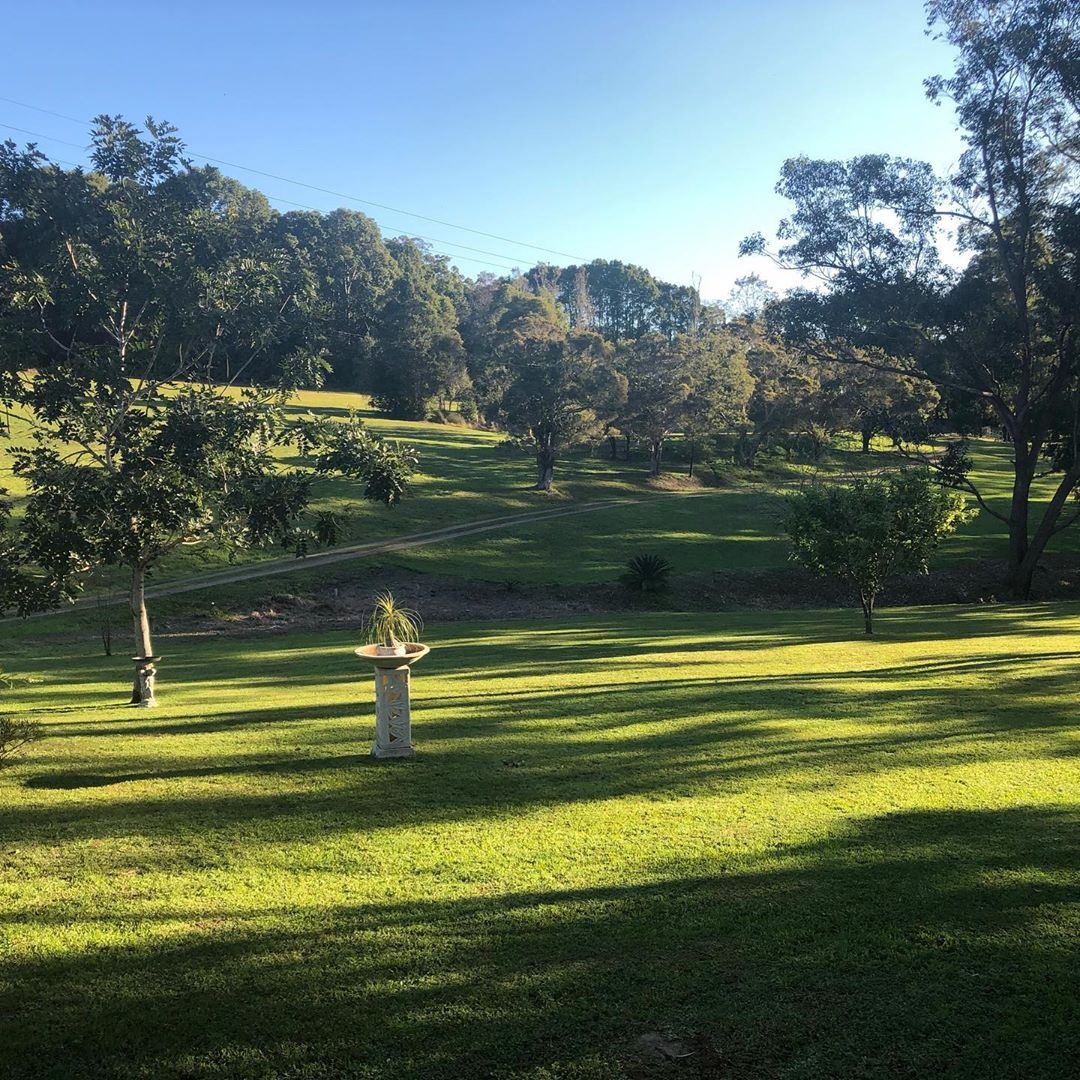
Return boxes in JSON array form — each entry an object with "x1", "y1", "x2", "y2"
[
  {"x1": 620, "y1": 553, "x2": 673, "y2": 593},
  {"x1": 364, "y1": 591, "x2": 424, "y2": 650}
]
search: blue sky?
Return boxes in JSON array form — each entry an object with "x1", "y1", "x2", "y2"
[{"x1": 1, "y1": 0, "x2": 965, "y2": 300}]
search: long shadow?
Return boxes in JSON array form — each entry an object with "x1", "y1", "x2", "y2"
[
  {"x1": 6, "y1": 657, "x2": 1079, "y2": 848},
  {"x1": 1, "y1": 807, "x2": 1077, "y2": 1078}
]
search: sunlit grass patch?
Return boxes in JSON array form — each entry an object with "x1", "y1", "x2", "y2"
[{"x1": 1, "y1": 604, "x2": 1078, "y2": 1077}]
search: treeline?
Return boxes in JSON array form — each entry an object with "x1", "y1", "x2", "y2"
[{"x1": 0, "y1": 120, "x2": 943, "y2": 496}]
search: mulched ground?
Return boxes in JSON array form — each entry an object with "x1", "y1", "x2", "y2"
[{"x1": 153, "y1": 554, "x2": 1080, "y2": 640}]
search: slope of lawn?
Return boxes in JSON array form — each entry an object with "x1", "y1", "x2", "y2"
[
  {"x1": 4, "y1": 386, "x2": 1080, "y2": 589},
  {"x1": 2, "y1": 604, "x2": 1078, "y2": 1078}
]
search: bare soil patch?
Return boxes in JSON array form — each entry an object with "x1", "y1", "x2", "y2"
[{"x1": 151, "y1": 554, "x2": 1080, "y2": 641}]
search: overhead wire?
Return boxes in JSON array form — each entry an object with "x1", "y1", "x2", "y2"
[
  {"x1": 0, "y1": 95, "x2": 590, "y2": 263},
  {"x1": 0, "y1": 120, "x2": 527, "y2": 275}
]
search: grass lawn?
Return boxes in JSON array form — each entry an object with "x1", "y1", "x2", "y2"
[
  {"x1": 2, "y1": 605, "x2": 1079, "y2": 1078},
  {"x1": 7, "y1": 386, "x2": 1080, "y2": 593}
]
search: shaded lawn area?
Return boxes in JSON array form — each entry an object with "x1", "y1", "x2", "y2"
[{"x1": 2, "y1": 605, "x2": 1079, "y2": 1078}]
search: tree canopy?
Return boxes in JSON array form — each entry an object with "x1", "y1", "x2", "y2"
[
  {"x1": 0, "y1": 118, "x2": 418, "y2": 701},
  {"x1": 744, "y1": 0, "x2": 1080, "y2": 597}
]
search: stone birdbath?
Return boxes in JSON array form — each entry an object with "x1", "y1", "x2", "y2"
[{"x1": 354, "y1": 642, "x2": 430, "y2": 758}]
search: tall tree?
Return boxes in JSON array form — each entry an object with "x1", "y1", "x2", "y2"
[
  {"x1": 368, "y1": 238, "x2": 467, "y2": 419},
  {"x1": 488, "y1": 286, "x2": 626, "y2": 490},
  {"x1": 730, "y1": 322, "x2": 819, "y2": 467},
  {"x1": 0, "y1": 118, "x2": 417, "y2": 701},
  {"x1": 744, "y1": 0, "x2": 1080, "y2": 597},
  {"x1": 274, "y1": 208, "x2": 396, "y2": 390},
  {"x1": 620, "y1": 332, "x2": 751, "y2": 476}
]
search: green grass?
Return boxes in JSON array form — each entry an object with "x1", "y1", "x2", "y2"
[
  {"x1": 2, "y1": 605, "x2": 1079, "y2": 1078},
  {"x1": 4, "y1": 387, "x2": 1080, "y2": 589}
]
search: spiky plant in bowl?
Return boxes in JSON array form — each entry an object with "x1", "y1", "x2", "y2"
[
  {"x1": 364, "y1": 591, "x2": 424, "y2": 656},
  {"x1": 620, "y1": 553, "x2": 673, "y2": 593}
]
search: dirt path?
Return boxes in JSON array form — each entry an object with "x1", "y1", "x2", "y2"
[{"x1": 14, "y1": 492, "x2": 711, "y2": 618}]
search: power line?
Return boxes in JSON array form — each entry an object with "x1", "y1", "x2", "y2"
[
  {"x1": 0, "y1": 94, "x2": 591, "y2": 263},
  {"x1": 0, "y1": 120, "x2": 522, "y2": 274}
]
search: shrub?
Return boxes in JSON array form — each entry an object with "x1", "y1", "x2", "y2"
[
  {"x1": 620, "y1": 553, "x2": 674, "y2": 593},
  {"x1": 0, "y1": 715, "x2": 40, "y2": 768}
]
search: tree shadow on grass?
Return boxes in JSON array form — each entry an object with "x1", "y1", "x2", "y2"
[
  {"x1": 8, "y1": 656, "x2": 1080, "y2": 851},
  {"x1": 0, "y1": 806, "x2": 1077, "y2": 1079}
]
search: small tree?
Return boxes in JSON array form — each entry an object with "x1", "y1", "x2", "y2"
[{"x1": 785, "y1": 471, "x2": 976, "y2": 634}]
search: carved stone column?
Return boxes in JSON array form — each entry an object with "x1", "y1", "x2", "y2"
[
  {"x1": 373, "y1": 664, "x2": 414, "y2": 757},
  {"x1": 355, "y1": 644, "x2": 430, "y2": 759}
]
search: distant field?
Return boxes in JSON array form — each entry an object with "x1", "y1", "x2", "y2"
[
  {"x1": 2, "y1": 604, "x2": 1078, "y2": 1077},
  {"x1": 2, "y1": 387, "x2": 1077, "y2": 589}
]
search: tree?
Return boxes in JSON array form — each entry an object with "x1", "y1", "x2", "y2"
[
  {"x1": 726, "y1": 274, "x2": 777, "y2": 321},
  {"x1": 487, "y1": 286, "x2": 626, "y2": 490},
  {"x1": 620, "y1": 332, "x2": 751, "y2": 476},
  {"x1": 0, "y1": 118, "x2": 418, "y2": 703},
  {"x1": 785, "y1": 471, "x2": 976, "y2": 634},
  {"x1": 730, "y1": 322, "x2": 819, "y2": 467},
  {"x1": 369, "y1": 238, "x2": 467, "y2": 419},
  {"x1": 744, "y1": 0, "x2": 1080, "y2": 597},
  {"x1": 274, "y1": 208, "x2": 396, "y2": 389}
]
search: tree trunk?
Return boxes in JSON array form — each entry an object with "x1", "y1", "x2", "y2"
[
  {"x1": 687, "y1": 441, "x2": 695, "y2": 478},
  {"x1": 624, "y1": 434, "x2": 631, "y2": 462},
  {"x1": 735, "y1": 431, "x2": 758, "y2": 468},
  {"x1": 1007, "y1": 460, "x2": 1080, "y2": 599},
  {"x1": 608, "y1": 435, "x2": 618, "y2": 460},
  {"x1": 535, "y1": 447, "x2": 556, "y2": 491},
  {"x1": 129, "y1": 565, "x2": 158, "y2": 706},
  {"x1": 861, "y1": 427, "x2": 872, "y2": 453},
  {"x1": 860, "y1": 593, "x2": 875, "y2": 635},
  {"x1": 650, "y1": 438, "x2": 663, "y2": 477}
]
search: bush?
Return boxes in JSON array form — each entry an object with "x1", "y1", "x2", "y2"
[
  {"x1": 0, "y1": 715, "x2": 40, "y2": 767},
  {"x1": 620, "y1": 553, "x2": 674, "y2": 592}
]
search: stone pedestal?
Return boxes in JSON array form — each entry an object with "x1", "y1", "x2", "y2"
[
  {"x1": 354, "y1": 644, "x2": 430, "y2": 759},
  {"x1": 130, "y1": 655, "x2": 161, "y2": 708}
]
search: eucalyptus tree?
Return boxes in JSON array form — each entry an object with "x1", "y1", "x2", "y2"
[
  {"x1": 744, "y1": 0, "x2": 1080, "y2": 597},
  {"x1": 620, "y1": 331, "x2": 751, "y2": 476},
  {"x1": 731, "y1": 324, "x2": 819, "y2": 467},
  {"x1": 486, "y1": 285, "x2": 626, "y2": 490},
  {"x1": 0, "y1": 117, "x2": 417, "y2": 703}
]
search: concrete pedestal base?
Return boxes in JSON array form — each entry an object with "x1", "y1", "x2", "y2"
[
  {"x1": 355, "y1": 644, "x2": 430, "y2": 759},
  {"x1": 372, "y1": 665, "x2": 415, "y2": 758}
]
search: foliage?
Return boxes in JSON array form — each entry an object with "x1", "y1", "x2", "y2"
[
  {"x1": 478, "y1": 285, "x2": 627, "y2": 490},
  {"x1": 746, "y1": 0, "x2": 1080, "y2": 597},
  {"x1": 619, "y1": 552, "x2": 673, "y2": 592},
  {"x1": 368, "y1": 239, "x2": 468, "y2": 419},
  {"x1": 619, "y1": 331, "x2": 752, "y2": 475},
  {"x1": 785, "y1": 470, "x2": 976, "y2": 633},
  {"x1": 0, "y1": 120, "x2": 418, "y2": 701},
  {"x1": 0, "y1": 713, "x2": 39, "y2": 767},
  {"x1": 363, "y1": 590, "x2": 423, "y2": 647}
]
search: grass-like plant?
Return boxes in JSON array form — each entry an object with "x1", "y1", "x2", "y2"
[
  {"x1": 363, "y1": 590, "x2": 424, "y2": 649},
  {"x1": 620, "y1": 552, "x2": 673, "y2": 592}
]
